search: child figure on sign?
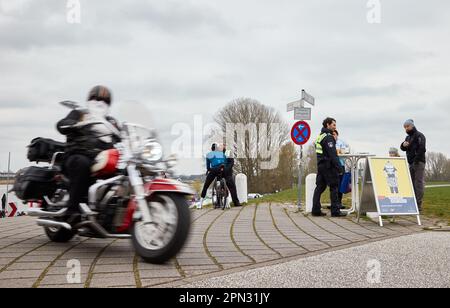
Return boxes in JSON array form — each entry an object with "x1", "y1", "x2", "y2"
[{"x1": 384, "y1": 161, "x2": 399, "y2": 194}]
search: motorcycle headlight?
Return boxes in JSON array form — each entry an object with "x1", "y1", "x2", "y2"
[{"x1": 141, "y1": 141, "x2": 163, "y2": 162}]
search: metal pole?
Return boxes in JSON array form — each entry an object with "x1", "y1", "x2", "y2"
[
  {"x1": 6, "y1": 152, "x2": 11, "y2": 207},
  {"x1": 297, "y1": 145, "x2": 303, "y2": 210}
]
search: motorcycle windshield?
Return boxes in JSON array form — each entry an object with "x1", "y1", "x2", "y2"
[
  {"x1": 113, "y1": 101, "x2": 161, "y2": 153},
  {"x1": 114, "y1": 101, "x2": 156, "y2": 132}
]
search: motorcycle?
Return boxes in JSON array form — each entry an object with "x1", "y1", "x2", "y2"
[{"x1": 12, "y1": 101, "x2": 193, "y2": 264}]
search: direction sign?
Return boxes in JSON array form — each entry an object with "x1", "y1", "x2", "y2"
[
  {"x1": 301, "y1": 90, "x2": 315, "y2": 106},
  {"x1": 294, "y1": 107, "x2": 311, "y2": 121},
  {"x1": 286, "y1": 100, "x2": 304, "y2": 112},
  {"x1": 291, "y1": 121, "x2": 311, "y2": 146},
  {"x1": 8, "y1": 202, "x2": 17, "y2": 217}
]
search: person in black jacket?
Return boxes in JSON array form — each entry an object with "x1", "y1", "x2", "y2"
[
  {"x1": 1, "y1": 193, "x2": 6, "y2": 218},
  {"x1": 57, "y1": 86, "x2": 120, "y2": 221},
  {"x1": 400, "y1": 119, "x2": 427, "y2": 210},
  {"x1": 312, "y1": 118, "x2": 346, "y2": 217},
  {"x1": 223, "y1": 144, "x2": 240, "y2": 207}
]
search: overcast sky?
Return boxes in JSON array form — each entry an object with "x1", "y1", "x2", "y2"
[{"x1": 0, "y1": 0, "x2": 449, "y2": 174}]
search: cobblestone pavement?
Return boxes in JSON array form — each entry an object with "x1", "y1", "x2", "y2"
[{"x1": 0, "y1": 204, "x2": 431, "y2": 288}]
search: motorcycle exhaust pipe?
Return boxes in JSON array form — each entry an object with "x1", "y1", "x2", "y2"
[
  {"x1": 74, "y1": 221, "x2": 131, "y2": 239},
  {"x1": 37, "y1": 219, "x2": 72, "y2": 231},
  {"x1": 28, "y1": 208, "x2": 67, "y2": 218}
]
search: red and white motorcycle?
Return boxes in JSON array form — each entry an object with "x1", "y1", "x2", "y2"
[{"x1": 13, "y1": 101, "x2": 193, "y2": 264}]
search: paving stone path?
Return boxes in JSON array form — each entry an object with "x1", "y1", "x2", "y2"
[{"x1": 0, "y1": 204, "x2": 431, "y2": 288}]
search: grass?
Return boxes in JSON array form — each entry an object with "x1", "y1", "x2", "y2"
[
  {"x1": 249, "y1": 186, "x2": 450, "y2": 224},
  {"x1": 248, "y1": 188, "x2": 303, "y2": 205},
  {"x1": 422, "y1": 186, "x2": 450, "y2": 225},
  {"x1": 248, "y1": 187, "x2": 352, "y2": 207}
]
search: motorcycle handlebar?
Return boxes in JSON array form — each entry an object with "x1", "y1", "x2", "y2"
[{"x1": 72, "y1": 120, "x2": 106, "y2": 128}]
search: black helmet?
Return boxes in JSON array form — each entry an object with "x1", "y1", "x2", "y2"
[{"x1": 88, "y1": 85, "x2": 112, "y2": 105}]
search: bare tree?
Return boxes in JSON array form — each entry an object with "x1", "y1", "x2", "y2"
[
  {"x1": 444, "y1": 160, "x2": 450, "y2": 181},
  {"x1": 214, "y1": 98, "x2": 290, "y2": 193},
  {"x1": 267, "y1": 142, "x2": 298, "y2": 192},
  {"x1": 302, "y1": 144, "x2": 317, "y2": 179},
  {"x1": 426, "y1": 152, "x2": 449, "y2": 181}
]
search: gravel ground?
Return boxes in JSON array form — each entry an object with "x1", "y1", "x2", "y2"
[{"x1": 183, "y1": 232, "x2": 450, "y2": 288}]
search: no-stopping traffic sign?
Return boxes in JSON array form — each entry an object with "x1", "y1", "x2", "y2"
[{"x1": 291, "y1": 121, "x2": 311, "y2": 146}]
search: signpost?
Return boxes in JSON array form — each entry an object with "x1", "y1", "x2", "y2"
[
  {"x1": 7, "y1": 202, "x2": 17, "y2": 217},
  {"x1": 5, "y1": 152, "x2": 11, "y2": 208},
  {"x1": 287, "y1": 90, "x2": 315, "y2": 211},
  {"x1": 302, "y1": 89, "x2": 315, "y2": 106},
  {"x1": 286, "y1": 100, "x2": 303, "y2": 112},
  {"x1": 294, "y1": 107, "x2": 312, "y2": 121},
  {"x1": 291, "y1": 121, "x2": 311, "y2": 146}
]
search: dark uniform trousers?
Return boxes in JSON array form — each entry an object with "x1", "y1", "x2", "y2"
[{"x1": 312, "y1": 163, "x2": 340, "y2": 215}]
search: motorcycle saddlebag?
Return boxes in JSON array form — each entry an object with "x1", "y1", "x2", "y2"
[
  {"x1": 13, "y1": 167, "x2": 57, "y2": 201},
  {"x1": 27, "y1": 138, "x2": 66, "y2": 163}
]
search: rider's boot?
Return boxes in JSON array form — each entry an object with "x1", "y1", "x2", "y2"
[{"x1": 62, "y1": 205, "x2": 82, "y2": 226}]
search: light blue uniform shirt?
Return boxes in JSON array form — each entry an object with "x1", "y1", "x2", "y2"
[{"x1": 336, "y1": 139, "x2": 348, "y2": 167}]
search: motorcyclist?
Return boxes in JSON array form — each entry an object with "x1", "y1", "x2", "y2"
[
  {"x1": 57, "y1": 85, "x2": 120, "y2": 223},
  {"x1": 197, "y1": 143, "x2": 241, "y2": 209}
]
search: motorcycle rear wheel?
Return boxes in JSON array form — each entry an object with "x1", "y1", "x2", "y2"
[
  {"x1": 44, "y1": 226, "x2": 76, "y2": 243},
  {"x1": 132, "y1": 193, "x2": 191, "y2": 264}
]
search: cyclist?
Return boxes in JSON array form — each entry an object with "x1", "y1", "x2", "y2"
[{"x1": 197, "y1": 143, "x2": 241, "y2": 209}]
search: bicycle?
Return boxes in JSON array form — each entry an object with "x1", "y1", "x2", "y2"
[{"x1": 212, "y1": 166, "x2": 230, "y2": 210}]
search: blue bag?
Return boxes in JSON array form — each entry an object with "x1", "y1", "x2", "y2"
[{"x1": 339, "y1": 172, "x2": 352, "y2": 194}]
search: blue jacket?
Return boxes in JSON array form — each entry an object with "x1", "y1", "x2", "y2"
[{"x1": 206, "y1": 151, "x2": 227, "y2": 170}]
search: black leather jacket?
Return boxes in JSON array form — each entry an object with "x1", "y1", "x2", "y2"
[
  {"x1": 317, "y1": 127, "x2": 341, "y2": 171},
  {"x1": 400, "y1": 127, "x2": 426, "y2": 165},
  {"x1": 57, "y1": 110, "x2": 121, "y2": 159}
]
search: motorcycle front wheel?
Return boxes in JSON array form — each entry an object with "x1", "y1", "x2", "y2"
[{"x1": 132, "y1": 193, "x2": 191, "y2": 264}]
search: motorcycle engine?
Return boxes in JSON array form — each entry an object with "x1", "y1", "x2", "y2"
[{"x1": 96, "y1": 182, "x2": 130, "y2": 233}]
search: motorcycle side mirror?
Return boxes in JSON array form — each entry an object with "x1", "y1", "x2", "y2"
[
  {"x1": 165, "y1": 154, "x2": 178, "y2": 168},
  {"x1": 59, "y1": 100, "x2": 80, "y2": 109},
  {"x1": 148, "y1": 128, "x2": 157, "y2": 139},
  {"x1": 59, "y1": 100, "x2": 89, "y2": 113}
]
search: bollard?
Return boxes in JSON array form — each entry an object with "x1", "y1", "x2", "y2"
[
  {"x1": 305, "y1": 174, "x2": 317, "y2": 213},
  {"x1": 235, "y1": 174, "x2": 248, "y2": 204}
]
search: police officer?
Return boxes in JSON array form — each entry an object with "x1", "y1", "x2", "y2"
[{"x1": 312, "y1": 117, "x2": 346, "y2": 217}]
